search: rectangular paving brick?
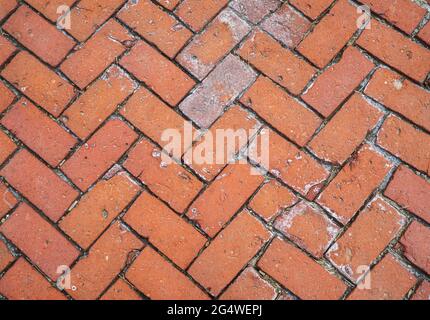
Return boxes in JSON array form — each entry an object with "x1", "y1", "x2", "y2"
[
  {"x1": 100, "y1": 278, "x2": 141, "y2": 300},
  {"x1": 156, "y1": 0, "x2": 181, "y2": 10},
  {"x1": 238, "y1": 30, "x2": 316, "y2": 95},
  {"x1": 258, "y1": 237, "x2": 347, "y2": 300},
  {"x1": 302, "y1": 47, "x2": 374, "y2": 117},
  {"x1": 249, "y1": 127, "x2": 329, "y2": 196},
  {"x1": 189, "y1": 210, "x2": 270, "y2": 296},
  {"x1": 412, "y1": 281, "x2": 430, "y2": 300},
  {"x1": 229, "y1": 0, "x2": 280, "y2": 24},
  {"x1": 241, "y1": 76, "x2": 321, "y2": 146},
  {"x1": 365, "y1": 68, "x2": 430, "y2": 132},
  {"x1": 67, "y1": 0, "x2": 126, "y2": 42},
  {"x1": 124, "y1": 138, "x2": 203, "y2": 213},
  {"x1": 3, "y1": 5, "x2": 75, "y2": 66},
  {"x1": 360, "y1": 0, "x2": 426, "y2": 34},
  {"x1": 357, "y1": 19, "x2": 430, "y2": 83},
  {"x1": 0, "y1": 203, "x2": 80, "y2": 280},
  {"x1": 0, "y1": 238, "x2": 14, "y2": 272},
  {"x1": 297, "y1": 0, "x2": 359, "y2": 68},
  {"x1": 179, "y1": 54, "x2": 257, "y2": 128},
  {"x1": 377, "y1": 115, "x2": 430, "y2": 176},
  {"x1": 118, "y1": 0, "x2": 192, "y2": 58},
  {"x1": 0, "y1": 0, "x2": 17, "y2": 21},
  {"x1": 289, "y1": 0, "x2": 333, "y2": 20},
  {"x1": 120, "y1": 86, "x2": 190, "y2": 149},
  {"x1": 249, "y1": 180, "x2": 297, "y2": 221},
  {"x1": 124, "y1": 192, "x2": 207, "y2": 269},
  {"x1": 120, "y1": 41, "x2": 195, "y2": 106},
  {"x1": 308, "y1": 93, "x2": 383, "y2": 165},
  {"x1": 62, "y1": 65, "x2": 135, "y2": 139},
  {"x1": 0, "y1": 81, "x2": 15, "y2": 113},
  {"x1": 25, "y1": 0, "x2": 76, "y2": 22},
  {"x1": 61, "y1": 19, "x2": 133, "y2": 89},
  {"x1": 0, "y1": 129, "x2": 16, "y2": 165},
  {"x1": 60, "y1": 172, "x2": 140, "y2": 249},
  {"x1": 327, "y1": 197, "x2": 405, "y2": 282},
  {"x1": 183, "y1": 105, "x2": 261, "y2": 181},
  {"x1": 1, "y1": 98, "x2": 77, "y2": 166},
  {"x1": 175, "y1": 0, "x2": 229, "y2": 32},
  {"x1": 187, "y1": 163, "x2": 264, "y2": 237},
  {"x1": 399, "y1": 221, "x2": 430, "y2": 275},
  {"x1": 0, "y1": 34, "x2": 15, "y2": 65},
  {"x1": 67, "y1": 221, "x2": 143, "y2": 300},
  {"x1": 2, "y1": 51, "x2": 76, "y2": 117},
  {"x1": 1, "y1": 150, "x2": 79, "y2": 221},
  {"x1": 61, "y1": 119, "x2": 138, "y2": 191},
  {"x1": 126, "y1": 246, "x2": 209, "y2": 300},
  {"x1": 347, "y1": 254, "x2": 416, "y2": 300},
  {"x1": 384, "y1": 165, "x2": 430, "y2": 223},
  {"x1": 0, "y1": 181, "x2": 18, "y2": 219},
  {"x1": 0, "y1": 258, "x2": 67, "y2": 300},
  {"x1": 177, "y1": 8, "x2": 250, "y2": 80},
  {"x1": 317, "y1": 145, "x2": 392, "y2": 224}
]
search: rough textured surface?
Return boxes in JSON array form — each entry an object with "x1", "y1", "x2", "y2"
[{"x1": 0, "y1": 0, "x2": 429, "y2": 301}]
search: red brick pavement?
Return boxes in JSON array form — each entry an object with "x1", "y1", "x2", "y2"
[{"x1": 0, "y1": 0, "x2": 429, "y2": 300}]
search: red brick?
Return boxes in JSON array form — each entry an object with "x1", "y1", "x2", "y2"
[
  {"x1": 365, "y1": 68, "x2": 430, "y2": 132},
  {"x1": 377, "y1": 115, "x2": 430, "y2": 176},
  {"x1": 220, "y1": 267, "x2": 277, "y2": 300},
  {"x1": 120, "y1": 41, "x2": 195, "y2": 106},
  {"x1": 0, "y1": 238, "x2": 14, "y2": 272},
  {"x1": 0, "y1": 258, "x2": 66, "y2": 300},
  {"x1": 258, "y1": 237, "x2": 347, "y2": 300},
  {"x1": 1, "y1": 150, "x2": 79, "y2": 221},
  {"x1": 418, "y1": 22, "x2": 430, "y2": 45},
  {"x1": 183, "y1": 106, "x2": 260, "y2": 181},
  {"x1": 2, "y1": 52, "x2": 75, "y2": 117},
  {"x1": 0, "y1": 81, "x2": 15, "y2": 113},
  {"x1": 177, "y1": 8, "x2": 250, "y2": 80},
  {"x1": 61, "y1": 119, "x2": 137, "y2": 191},
  {"x1": 62, "y1": 65, "x2": 135, "y2": 139},
  {"x1": 297, "y1": 0, "x2": 359, "y2": 68},
  {"x1": 241, "y1": 76, "x2": 321, "y2": 146},
  {"x1": 238, "y1": 30, "x2": 316, "y2": 95},
  {"x1": 0, "y1": 34, "x2": 15, "y2": 65},
  {"x1": 308, "y1": 93, "x2": 383, "y2": 164},
  {"x1": 348, "y1": 254, "x2": 416, "y2": 300},
  {"x1": 67, "y1": 221, "x2": 143, "y2": 300},
  {"x1": 261, "y1": 3, "x2": 311, "y2": 48},
  {"x1": 274, "y1": 201, "x2": 340, "y2": 258},
  {"x1": 25, "y1": 0, "x2": 76, "y2": 22},
  {"x1": 0, "y1": 129, "x2": 16, "y2": 165},
  {"x1": 0, "y1": 181, "x2": 17, "y2": 219},
  {"x1": 67, "y1": 0, "x2": 126, "y2": 41},
  {"x1": 229, "y1": 0, "x2": 280, "y2": 24},
  {"x1": 0, "y1": 0, "x2": 17, "y2": 21},
  {"x1": 61, "y1": 19, "x2": 133, "y2": 89},
  {"x1": 124, "y1": 192, "x2": 206, "y2": 269},
  {"x1": 327, "y1": 197, "x2": 405, "y2": 282},
  {"x1": 120, "y1": 86, "x2": 189, "y2": 149},
  {"x1": 3, "y1": 5, "x2": 75, "y2": 66},
  {"x1": 124, "y1": 139, "x2": 203, "y2": 212},
  {"x1": 179, "y1": 54, "x2": 256, "y2": 128},
  {"x1": 0, "y1": 203, "x2": 80, "y2": 280},
  {"x1": 175, "y1": 0, "x2": 229, "y2": 32},
  {"x1": 385, "y1": 166, "x2": 430, "y2": 223},
  {"x1": 1, "y1": 98, "x2": 77, "y2": 166},
  {"x1": 399, "y1": 221, "x2": 430, "y2": 274},
  {"x1": 360, "y1": 0, "x2": 426, "y2": 34},
  {"x1": 317, "y1": 145, "x2": 392, "y2": 224},
  {"x1": 189, "y1": 210, "x2": 271, "y2": 295},
  {"x1": 187, "y1": 163, "x2": 264, "y2": 237},
  {"x1": 100, "y1": 278, "x2": 141, "y2": 300},
  {"x1": 357, "y1": 19, "x2": 430, "y2": 83},
  {"x1": 60, "y1": 172, "x2": 140, "y2": 249},
  {"x1": 289, "y1": 0, "x2": 333, "y2": 20},
  {"x1": 156, "y1": 0, "x2": 181, "y2": 10},
  {"x1": 249, "y1": 180, "x2": 297, "y2": 221},
  {"x1": 250, "y1": 127, "x2": 329, "y2": 196},
  {"x1": 302, "y1": 47, "x2": 374, "y2": 117},
  {"x1": 126, "y1": 246, "x2": 209, "y2": 300},
  {"x1": 412, "y1": 281, "x2": 430, "y2": 300},
  {"x1": 118, "y1": 0, "x2": 191, "y2": 58}
]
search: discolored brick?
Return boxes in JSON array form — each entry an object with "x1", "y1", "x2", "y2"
[{"x1": 229, "y1": 0, "x2": 280, "y2": 24}]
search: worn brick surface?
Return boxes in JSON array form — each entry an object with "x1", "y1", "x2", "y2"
[{"x1": 0, "y1": 0, "x2": 429, "y2": 300}]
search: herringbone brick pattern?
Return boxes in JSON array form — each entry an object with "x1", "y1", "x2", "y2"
[{"x1": 0, "y1": 0, "x2": 429, "y2": 300}]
